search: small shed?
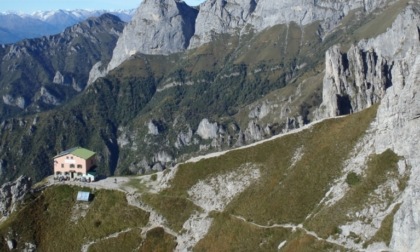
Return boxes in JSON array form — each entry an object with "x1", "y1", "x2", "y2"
[{"x1": 76, "y1": 191, "x2": 91, "y2": 202}]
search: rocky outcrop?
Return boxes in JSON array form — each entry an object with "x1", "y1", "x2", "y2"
[
  {"x1": 191, "y1": 0, "x2": 388, "y2": 48},
  {"x1": 315, "y1": 4, "x2": 420, "y2": 250},
  {"x1": 53, "y1": 71, "x2": 65, "y2": 85},
  {"x1": 175, "y1": 126, "x2": 193, "y2": 149},
  {"x1": 0, "y1": 176, "x2": 32, "y2": 217},
  {"x1": 243, "y1": 120, "x2": 264, "y2": 142},
  {"x1": 196, "y1": 119, "x2": 219, "y2": 140},
  {"x1": 317, "y1": 5, "x2": 420, "y2": 118},
  {"x1": 87, "y1": 61, "x2": 107, "y2": 85},
  {"x1": 38, "y1": 87, "x2": 61, "y2": 106},
  {"x1": 106, "y1": 0, "x2": 388, "y2": 73},
  {"x1": 189, "y1": 0, "x2": 257, "y2": 48},
  {"x1": 2, "y1": 95, "x2": 27, "y2": 109},
  {"x1": 107, "y1": 0, "x2": 198, "y2": 71},
  {"x1": 249, "y1": 0, "x2": 386, "y2": 33},
  {"x1": 147, "y1": 121, "x2": 160, "y2": 135}
]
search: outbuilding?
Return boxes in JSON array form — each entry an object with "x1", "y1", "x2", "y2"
[{"x1": 76, "y1": 191, "x2": 91, "y2": 202}]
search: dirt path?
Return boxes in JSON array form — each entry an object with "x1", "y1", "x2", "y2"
[
  {"x1": 232, "y1": 215, "x2": 350, "y2": 250},
  {"x1": 80, "y1": 228, "x2": 136, "y2": 252},
  {"x1": 47, "y1": 176, "x2": 179, "y2": 252}
]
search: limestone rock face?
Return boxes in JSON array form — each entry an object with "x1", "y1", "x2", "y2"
[
  {"x1": 244, "y1": 120, "x2": 264, "y2": 142},
  {"x1": 316, "y1": 4, "x2": 420, "y2": 250},
  {"x1": 53, "y1": 71, "x2": 65, "y2": 85},
  {"x1": 87, "y1": 61, "x2": 106, "y2": 86},
  {"x1": 190, "y1": 0, "x2": 387, "y2": 48},
  {"x1": 379, "y1": 43, "x2": 420, "y2": 252},
  {"x1": 147, "y1": 121, "x2": 159, "y2": 135},
  {"x1": 316, "y1": 44, "x2": 391, "y2": 117},
  {"x1": 107, "y1": 0, "x2": 198, "y2": 71},
  {"x1": 38, "y1": 87, "x2": 61, "y2": 106},
  {"x1": 107, "y1": 0, "x2": 389, "y2": 72},
  {"x1": 244, "y1": 0, "x2": 386, "y2": 34},
  {"x1": 0, "y1": 176, "x2": 32, "y2": 217},
  {"x1": 316, "y1": 5, "x2": 420, "y2": 118},
  {"x1": 189, "y1": 0, "x2": 257, "y2": 48},
  {"x1": 175, "y1": 126, "x2": 193, "y2": 149},
  {"x1": 2, "y1": 95, "x2": 27, "y2": 109},
  {"x1": 196, "y1": 119, "x2": 219, "y2": 140}
]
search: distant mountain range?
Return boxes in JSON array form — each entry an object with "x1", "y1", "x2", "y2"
[{"x1": 0, "y1": 9, "x2": 135, "y2": 44}]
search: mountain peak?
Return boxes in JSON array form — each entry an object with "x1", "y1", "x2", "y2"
[{"x1": 107, "y1": 0, "x2": 198, "y2": 71}]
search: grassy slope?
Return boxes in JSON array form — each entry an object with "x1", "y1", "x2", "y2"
[
  {"x1": 0, "y1": 104, "x2": 405, "y2": 251},
  {"x1": 140, "y1": 105, "x2": 378, "y2": 251},
  {"x1": 306, "y1": 149, "x2": 406, "y2": 239},
  {"x1": 0, "y1": 186, "x2": 174, "y2": 251},
  {"x1": 89, "y1": 227, "x2": 177, "y2": 252}
]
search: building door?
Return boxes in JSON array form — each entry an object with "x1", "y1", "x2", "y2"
[{"x1": 71, "y1": 171, "x2": 75, "y2": 179}]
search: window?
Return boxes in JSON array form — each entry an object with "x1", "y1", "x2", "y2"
[
  {"x1": 77, "y1": 172, "x2": 83, "y2": 176},
  {"x1": 70, "y1": 164, "x2": 75, "y2": 169},
  {"x1": 61, "y1": 164, "x2": 64, "y2": 168},
  {"x1": 77, "y1": 164, "x2": 83, "y2": 169},
  {"x1": 56, "y1": 172, "x2": 62, "y2": 176}
]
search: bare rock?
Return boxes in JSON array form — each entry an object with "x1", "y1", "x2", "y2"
[
  {"x1": 189, "y1": 0, "x2": 257, "y2": 48},
  {"x1": 152, "y1": 162, "x2": 164, "y2": 172},
  {"x1": 53, "y1": 71, "x2": 65, "y2": 84},
  {"x1": 0, "y1": 175, "x2": 32, "y2": 217},
  {"x1": 244, "y1": 120, "x2": 263, "y2": 142},
  {"x1": 175, "y1": 126, "x2": 193, "y2": 148},
  {"x1": 39, "y1": 87, "x2": 61, "y2": 106},
  {"x1": 196, "y1": 119, "x2": 219, "y2": 140},
  {"x1": 108, "y1": 0, "x2": 198, "y2": 71},
  {"x1": 154, "y1": 151, "x2": 173, "y2": 163},
  {"x1": 148, "y1": 121, "x2": 159, "y2": 135},
  {"x1": 2, "y1": 95, "x2": 27, "y2": 109},
  {"x1": 316, "y1": 5, "x2": 420, "y2": 119}
]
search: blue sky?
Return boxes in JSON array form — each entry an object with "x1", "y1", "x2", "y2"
[{"x1": 0, "y1": 0, "x2": 206, "y2": 13}]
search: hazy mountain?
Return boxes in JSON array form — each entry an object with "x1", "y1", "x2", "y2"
[
  {"x1": 0, "y1": 9, "x2": 135, "y2": 44},
  {"x1": 0, "y1": 14, "x2": 125, "y2": 118}
]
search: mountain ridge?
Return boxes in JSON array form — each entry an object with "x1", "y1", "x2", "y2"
[
  {"x1": 103, "y1": 0, "x2": 390, "y2": 75},
  {"x1": 0, "y1": 0, "x2": 419, "y2": 251},
  {"x1": 0, "y1": 13, "x2": 125, "y2": 118},
  {"x1": 0, "y1": 0, "x2": 415, "y2": 185},
  {"x1": 0, "y1": 9, "x2": 135, "y2": 44}
]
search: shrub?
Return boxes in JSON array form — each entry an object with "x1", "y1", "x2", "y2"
[
  {"x1": 346, "y1": 172, "x2": 361, "y2": 186},
  {"x1": 150, "y1": 174, "x2": 158, "y2": 181}
]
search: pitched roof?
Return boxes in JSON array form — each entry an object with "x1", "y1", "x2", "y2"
[
  {"x1": 72, "y1": 148, "x2": 95, "y2": 159},
  {"x1": 54, "y1": 147, "x2": 95, "y2": 160}
]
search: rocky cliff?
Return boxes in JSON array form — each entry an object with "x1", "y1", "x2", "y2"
[
  {"x1": 0, "y1": 176, "x2": 31, "y2": 218},
  {"x1": 314, "y1": 3, "x2": 420, "y2": 251},
  {"x1": 248, "y1": 0, "x2": 387, "y2": 32},
  {"x1": 189, "y1": 0, "x2": 257, "y2": 48},
  {"x1": 105, "y1": 0, "x2": 389, "y2": 72},
  {"x1": 107, "y1": 0, "x2": 198, "y2": 71},
  {"x1": 317, "y1": 4, "x2": 419, "y2": 117}
]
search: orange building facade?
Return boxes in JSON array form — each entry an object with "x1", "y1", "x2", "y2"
[{"x1": 54, "y1": 147, "x2": 97, "y2": 181}]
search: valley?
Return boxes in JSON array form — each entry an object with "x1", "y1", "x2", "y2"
[{"x1": 0, "y1": 0, "x2": 419, "y2": 251}]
